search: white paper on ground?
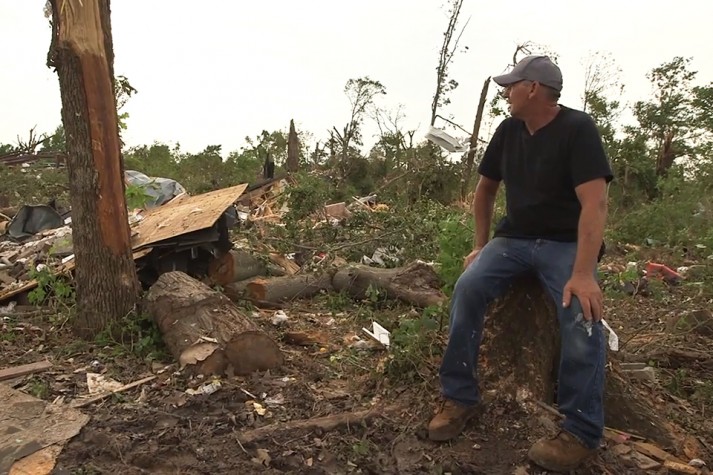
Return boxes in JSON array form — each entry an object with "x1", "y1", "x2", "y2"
[
  {"x1": 600, "y1": 319, "x2": 619, "y2": 351},
  {"x1": 362, "y1": 321, "x2": 391, "y2": 348}
]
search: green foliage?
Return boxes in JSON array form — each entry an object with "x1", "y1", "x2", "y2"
[
  {"x1": 28, "y1": 267, "x2": 75, "y2": 308},
  {"x1": 124, "y1": 182, "x2": 153, "y2": 209},
  {"x1": 437, "y1": 211, "x2": 474, "y2": 296},
  {"x1": 95, "y1": 311, "x2": 167, "y2": 361},
  {"x1": 39, "y1": 124, "x2": 66, "y2": 152},
  {"x1": 385, "y1": 305, "x2": 446, "y2": 382},
  {"x1": 283, "y1": 172, "x2": 334, "y2": 221},
  {"x1": 0, "y1": 165, "x2": 69, "y2": 207},
  {"x1": 607, "y1": 169, "x2": 713, "y2": 251}
]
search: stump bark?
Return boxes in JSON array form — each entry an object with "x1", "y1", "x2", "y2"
[
  {"x1": 480, "y1": 273, "x2": 677, "y2": 447},
  {"x1": 145, "y1": 271, "x2": 283, "y2": 376}
]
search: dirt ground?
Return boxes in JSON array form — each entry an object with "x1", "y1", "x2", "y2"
[{"x1": 2, "y1": 247, "x2": 712, "y2": 474}]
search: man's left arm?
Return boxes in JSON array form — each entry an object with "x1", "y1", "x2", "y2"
[
  {"x1": 562, "y1": 115, "x2": 614, "y2": 321},
  {"x1": 573, "y1": 179, "x2": 608, "y2": 278}
]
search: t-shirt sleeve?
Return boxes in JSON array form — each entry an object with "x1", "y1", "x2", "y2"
[
  {"x1": 569, "y1": 114, "x2": 614, "y2": 187},
  {"x1": 477, "y1": 120, "x2": 506, "y2": 181}
]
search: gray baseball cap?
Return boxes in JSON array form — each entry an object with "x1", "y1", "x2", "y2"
[{"x1": 493, "y1": 55, "x2": 563, "y2": 92}]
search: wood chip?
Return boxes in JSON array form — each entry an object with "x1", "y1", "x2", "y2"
[
  {"x1": 663, "y1": 460, "x2": 702, "y2": 474},
  {"x1": 631, "y1": 450, "x2": 661, "y2": 471}
]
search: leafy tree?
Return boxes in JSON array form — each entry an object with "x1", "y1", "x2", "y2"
[{"x1": 633, "y1": 56, "x2": 698, "y2": 176}]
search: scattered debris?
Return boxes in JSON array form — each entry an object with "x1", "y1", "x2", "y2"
[
  {"x1": 71, "y1": 375, "x2": 157, "y2": 408},
  {"x1": 362, "y1": 321, "x2": 391, "y2": 348},
  {"x1": 185, "y1": 379, "x2": 221, "y2": 396}
]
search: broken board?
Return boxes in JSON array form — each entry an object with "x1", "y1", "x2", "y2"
[
  {"x1": 131, "y1": 183, "x2": 247, "y2": 250},
  {"x1": 0, "y1": 384, "x2": 89, "y2": 473}
]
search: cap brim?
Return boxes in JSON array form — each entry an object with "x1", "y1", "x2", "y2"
[{"x1": 492, "y1": 73, "x2": 521, "y2": 87}]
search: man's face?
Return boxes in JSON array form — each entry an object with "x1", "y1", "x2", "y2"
[{"x1": 502, "y1": 80, "x2": 534, "y2": 118}]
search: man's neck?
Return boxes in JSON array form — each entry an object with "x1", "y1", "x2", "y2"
[{"x1": 523, "y1": 104, "x2": 561, "y2": 135}]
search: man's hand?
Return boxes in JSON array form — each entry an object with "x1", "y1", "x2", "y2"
[
  {"x1": 562, "y1": 273, "x2": 603, "y2": 321},
  {"x1": 463, "y1": 247, "x2": 483, "y2": 270}
]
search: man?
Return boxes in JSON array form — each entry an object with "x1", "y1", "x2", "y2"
[{"x1": 427, "y1": 55, "x2": 613, "y2": 472}]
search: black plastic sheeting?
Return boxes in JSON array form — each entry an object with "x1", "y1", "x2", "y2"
[{"x1": 6, "y1": 205, "x2": 64, "y2": 242}]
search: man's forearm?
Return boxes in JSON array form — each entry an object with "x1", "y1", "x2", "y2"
[
  {"x1": 573, "y1": 203, "x2": 607, "y2": 276},
  {"x1": 473, "y1": 188, "x2": 496, "y2": 248}
]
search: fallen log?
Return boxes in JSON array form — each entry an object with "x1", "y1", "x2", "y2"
[
  {"x1": 208, "y1": 250, "x2": 268, "y2": 285},
  {"x1": 244, "y1": 272, "x2": 334, "y2": 303},
  {"x1": 237, "y1": 404, "x2": 403, "y2": 445},
  {"x1": 478, "y1": 273, "x2": 679, "y2": 448},
  {"x1": 223, "y1": 261, "x2": 446, "y2": 308},
  {"x1": 145, "y1": 271, "x2": 284, "y2": 376},
  {"x1": 332, "y1": 260, "x2": 446, "y2": 308}
]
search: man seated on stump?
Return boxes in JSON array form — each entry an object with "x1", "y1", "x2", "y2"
[{"x1": 428, "y1": 55, "x2": 613, "y2": 472}]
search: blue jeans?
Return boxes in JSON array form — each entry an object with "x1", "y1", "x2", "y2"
[{"x1": 439, "y1": 237, "x2": 606, "y2": 449}]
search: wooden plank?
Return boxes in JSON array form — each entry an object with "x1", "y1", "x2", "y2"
[
  {"x1": 631, "y1": 441, "x2": 681, "y2": 462},
  {"x1": 131, "y1": 184, "x2": 247, "y2": 250},
  {"x1": 0, "y1": 361, "x2": 53, "y2": 382}
]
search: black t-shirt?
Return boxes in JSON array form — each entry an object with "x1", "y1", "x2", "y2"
[{"x1": 477, "y1": 105, "x2": 613, "y2": 242}]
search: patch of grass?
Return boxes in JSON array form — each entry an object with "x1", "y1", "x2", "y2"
[
  {"x1": 385, "y1": 305, "x2": 446, "y2": 384},
  {"x1": 95, "y1": 311, "x2": 168, "y2": 362},
  {"x1": 26, "y1": 377, "x2": 51, "y2": 399}
]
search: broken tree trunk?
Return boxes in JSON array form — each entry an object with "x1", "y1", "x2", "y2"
[
  {"x1": 47, "y1": 0, "x2": 139, "y2": 338},
  {"x1": 244, "y1": 272, "x2": 335, "y2": 304},
  {"x1": 286, "y1": 119, "x2": 299, "y2": 173},
  {"x1": 235, "y1": 261, "x2": 446, "y2": 308},
  {"x1": 145, "y1": 271, "x2": 283, "y2": 376},
  {"x1": 332, "y1": 261, "x2": 446, "y2": 308},
  {"x1": 461, "y1": 76, "x2": 490, "y2": 200},
  {"x1": 208, "y1": 249, "x2": 268, "y2": 286},
  {"x1": 479, "y1": 273, "x2": 678, "y2": 448}
]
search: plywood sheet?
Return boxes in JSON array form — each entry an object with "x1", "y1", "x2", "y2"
[
  {"x1": 131, "y1": 183, "x2": 247, "y2": 250},
  {"x1": 0, "y1": 384, "x2": 89, "y2": 473}
]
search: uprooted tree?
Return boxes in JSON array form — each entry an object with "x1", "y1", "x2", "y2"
[{"x1": 47, "y1": 0, "x2": 140, "y2": 338}]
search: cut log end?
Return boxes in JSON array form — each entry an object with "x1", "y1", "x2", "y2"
[
  {"x1": 147, "y1": 271, "x2": 283, "y2": 377},
  {"x1": 225, "y1": 331, "x2": 284, "y2": 375}
]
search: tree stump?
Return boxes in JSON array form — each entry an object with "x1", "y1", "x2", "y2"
[
  {"x1": 479, "y1": 273, "x2": 678, "y2": 447},
  {"x1": 145, "y1": 271, "x2": 283, "y2": 376}
]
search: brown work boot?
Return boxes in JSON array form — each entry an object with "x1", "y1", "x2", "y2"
[
  {"x1": 528, "y1": 430, "x2": 596, "y2": 472},
  {"x1": 427, "y1": 399, "x2": 479, "y2": 441}
]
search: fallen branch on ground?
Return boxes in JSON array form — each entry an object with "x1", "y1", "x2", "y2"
[
  {"x1": 237, "y1": 404, "x2": 403, "y2": 445},
  {"x1": 72, "y1": 375, "x2": 157, "y2": 408}
]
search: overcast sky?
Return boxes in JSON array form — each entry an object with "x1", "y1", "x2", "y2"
[{"x1": 1, "y1": 1, "x2": 710, "y2": 157}]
